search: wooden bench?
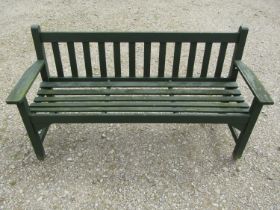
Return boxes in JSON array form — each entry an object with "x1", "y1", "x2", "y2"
[{"x1": 6, "y1": 25, "x2": 273, "y2": 160}]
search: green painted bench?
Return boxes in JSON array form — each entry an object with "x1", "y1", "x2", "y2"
[{"x1": 6, "y1": 25, "x2": 273, "y2": 160}]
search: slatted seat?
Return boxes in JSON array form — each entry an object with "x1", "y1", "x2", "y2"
[
  {"x1": 6, "y1": 25, "x2": 273, "y2": 161},
  {"x1": 30, "y1": 81, "x2": 249, "y2": 114}
]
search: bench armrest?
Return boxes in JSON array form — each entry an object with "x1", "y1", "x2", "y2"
[
  {"x1": 6, "y1": 60, "x2": 45, "y2": 104},
  {"x1": 235, "y1": 60, "x2": 274, "y2": 105}
]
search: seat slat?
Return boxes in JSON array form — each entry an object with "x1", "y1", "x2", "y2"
[
  {"x1": 31, "y1": 101, "x2": 248, "y2": 108},
  {"x1": 37, "y1": 88, "x2": 241, "y2": 96},
  {"x1": 30, "y1": 106, "x2": 249, "y2": 113},
  {"x1": 48, "y1": 77, "x2": 232, "y2": 82},
  {"x1": 34, "y1": 95, "x2": 245, "y2": 103},
  {"x1": 40, "y1": 81, "x2": 238, "y2": 88}
]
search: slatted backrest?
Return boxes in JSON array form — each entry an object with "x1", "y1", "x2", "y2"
[{"x1": 32, "y1": 25, "x2": 248, "y2": 81}]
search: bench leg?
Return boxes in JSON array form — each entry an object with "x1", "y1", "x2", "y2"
[
  {"x1": 17, "y1": 98, "x2": 46, "y2": 160},
  {"x1": 232, "y1": 98, "x2": 263, "y2": 160}
]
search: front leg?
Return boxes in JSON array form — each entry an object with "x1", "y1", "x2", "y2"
[
  {"x1": 233, "y1": 98, "x2": 263, "y2": 159},
  {"x1": 17, "y1": 98, "x2": 46, "y2": 160}
]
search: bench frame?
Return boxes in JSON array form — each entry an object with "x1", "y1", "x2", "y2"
[{"x1": 6, "y1": 25, "x2": 273, "y2": 160}]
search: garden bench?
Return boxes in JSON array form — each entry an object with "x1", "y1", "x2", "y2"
[{"x1": 6, "y1": 25, "x2": 273, "y2": 160}]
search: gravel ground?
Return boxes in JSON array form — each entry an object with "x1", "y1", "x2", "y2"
[{"x1": 0, "y1": 0, "x2": 279, "y2": 209}]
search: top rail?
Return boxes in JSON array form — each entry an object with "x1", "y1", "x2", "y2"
[{"x1": 40, "y1": 32, "x2": 239, "y2": 43}]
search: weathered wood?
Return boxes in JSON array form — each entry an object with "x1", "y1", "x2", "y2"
[
  {"x1": 6, "y1": 25, "x2": 274, "y2": 160},
  {"x1": 215, "y1": 42, "x2": 228, "y2": 77},
  {"x1": 82, "y1": 42, "x2": 92, "y2": 77},
  {"x1": 67, "y1": 42, "x2": 78, "y2": 77},
  {"x1": 235, "y1": 60, "x2": 274, "y2": 105},
  {"x1": 187, "y1": 42, "x2": 197, "y2": 77},
  {"x1": 52, "y1": 42, "x2": 64, "y2": 77},
  {"x1": 6, "y1": 60, "x2": 45, "y2": 104},
  {"x1": 201, "y1": 42, "x2": 212, "y2": 77},
  {"x1": 48, "y1": 76, "x2": 232, "y2": 82},
  {"x1": 158, "y1": 42, "x2": 166, "y2": 77},
  {"x1": 40, "y1": 81, "x2": 238, "y2": 88},
  {"x1": 172, "y1": 42, "x2": 182, "y2": 77},
  {"x1": 37, "y1": 88, "x2": 241, "y2": 96},
  {"x1": 30, "y1": 106, "x2": 249, "y2": 113},
  {"x1": 98, "y1": 42, "x2": 107, "y2": 77},
  {"x1": 35, "y1": 95, "x2": 245, "y2": 103},
  {"x1": 129, "y1": 42, "x2": 136, "y2": 77},
  {"x1": 144, "y1": 42, "x2": 151, "y2": 77},
  {"x1": 31, "y1": 101, "x2": 248, "y2": 108},
  {"x1": 113, "y1": 42, "x2": 121, "y2": 77}
]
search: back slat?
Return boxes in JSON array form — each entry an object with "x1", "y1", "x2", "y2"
[
  {"x1": 82, "y1": 42, "x2": 92, "y2": 77},
  {"x1": 129, "y1": 42, "x2": 136, "y2": 77},
  {"x1": 67, "y1": 42, "x2": 78, "y2": 77},
  {"x1": 186, "y1": 42, "x2": 197, "y2": 77},
  {"x1": 172, "y1": 42, "x2": 182, "y2": 77},
  {"x1": 51, "y1": 42, "x2": 64, "y2": 77},
  {"x1": 113, "y1": 42, "x2": 121, "y2": 77},
  {"x1": 158, "y1": 42, "x2": 166, "y2": 77},
  {"x1": 144, "y1": 42, "x2": 151, "y2": 77},
  {"x1": 215, "y1": 42, "x2": 228, "y2": 78},
  {"x1": 98, "y1": 42, "x2": 107, "y2": 77},
  {"x1": 200, "y1": 42, "x2": 213, "y2": 78}
]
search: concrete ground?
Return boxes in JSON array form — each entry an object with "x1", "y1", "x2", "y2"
[{"x1": 0, "y1": 0, "x2": 279, "y2": 209}]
